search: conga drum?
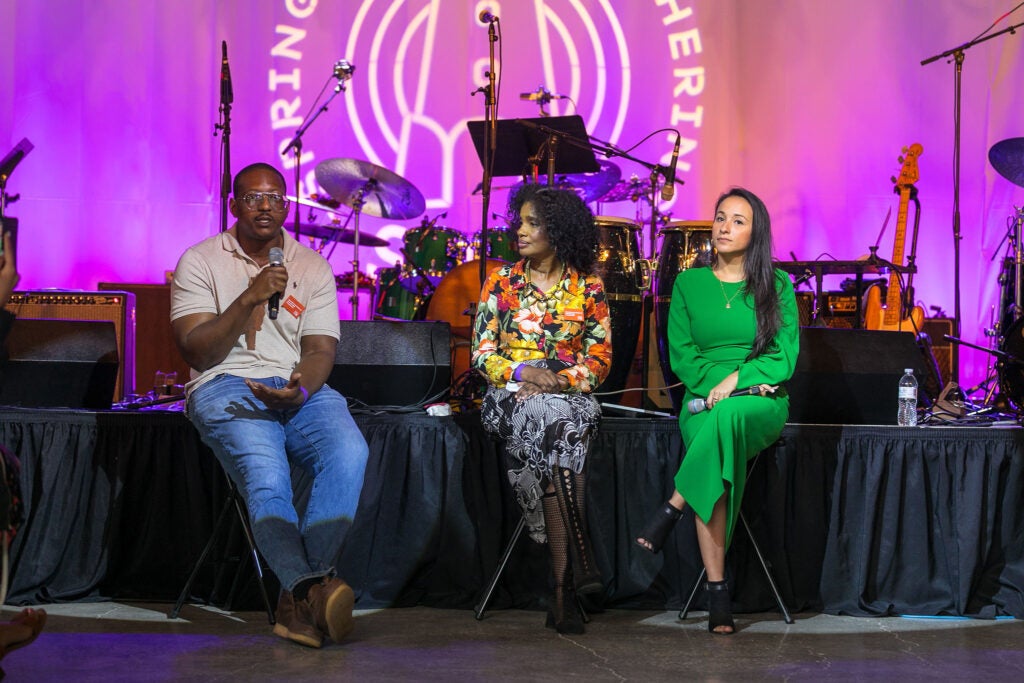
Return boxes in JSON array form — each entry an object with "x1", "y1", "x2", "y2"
[
  {"x1": 425, "y1": 259, "x2": 507, "y2": 382},
  {"x1": 654, "y1": 221, "x2": 713, "y2": 413},
  {"x1": 592, "y1": 216, "x2": 644, "y2": 403}
]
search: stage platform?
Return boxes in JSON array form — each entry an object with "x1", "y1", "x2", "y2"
[{"x1": 1, "y1": 408, "x2": 1022, "y2": 619}]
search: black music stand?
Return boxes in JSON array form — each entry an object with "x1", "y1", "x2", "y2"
[{"x1": 467, "y1": 116, "x2": 600, "y2": 180}]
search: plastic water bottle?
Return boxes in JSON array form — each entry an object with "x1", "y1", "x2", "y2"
[{"x1": 897, "y1": 368, "x2": 918, "y2": 426}]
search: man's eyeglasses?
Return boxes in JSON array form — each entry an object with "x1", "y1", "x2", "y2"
[{"x1": 239, "y1": 192, "x2": 290, "y2": 211}]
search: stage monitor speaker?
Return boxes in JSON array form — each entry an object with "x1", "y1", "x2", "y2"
[
  {"x1": 327, "y1": 320, "x2": 451, "y2": 408},
  {"x1": 3, "y1": 291, "x2": 136, "y2": 400},
  {"x1": 0, "y1": 319, "x2": 119, "y2": 409},
  {"x1": 788, "y1": 327, "x2": 930, "y2": 425}
]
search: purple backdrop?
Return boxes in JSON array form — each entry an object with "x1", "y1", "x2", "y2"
[{"x1": 3, "y1": 0, "x2": 1024, "y2": 393}]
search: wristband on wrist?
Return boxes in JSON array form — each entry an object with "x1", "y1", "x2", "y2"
[
  {"x1": 512, "y1": 364, "x2": 524, "y2": 382},
  {"x1": 299, "y1": 386, "x2": 309, "y2": 403}
]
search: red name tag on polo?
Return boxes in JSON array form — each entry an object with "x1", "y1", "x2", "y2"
[
  {"x1": 564, "y1": 308, "x2": 584, "y2": 322},
  {"x1": 282, "y1": 295, "x2": 305, "y2": 318}
]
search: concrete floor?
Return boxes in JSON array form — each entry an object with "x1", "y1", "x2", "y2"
[{"x1": 2, "y1": 602, "x2": 1022, "y2": 682}]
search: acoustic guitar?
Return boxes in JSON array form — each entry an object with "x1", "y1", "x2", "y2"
[{"x1": 864, "y1": 143, "x2": 926, "y2": 332}]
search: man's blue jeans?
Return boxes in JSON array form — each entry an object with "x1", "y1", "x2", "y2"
[{"x1": 187, "y1": 374, "x2": 368, "y2": 592}]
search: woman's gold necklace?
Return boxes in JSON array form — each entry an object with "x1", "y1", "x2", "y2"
[
  {"x1": 713, "y1": 269, "x2": 744, "y2": 309},
  {"x1": 525, "y1": 261, "x2": 566, "y2": 309}
]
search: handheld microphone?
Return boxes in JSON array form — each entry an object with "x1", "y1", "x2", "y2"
[
  {"x1": 220, "y1": 40, "x2": 233, "y2": 105},
  {"x1": 478, "y1": 9, "x2": 498, "y2": 23},
  {"x1": 268, "y1": 247, "x2": 284, "y2": 320},
  {"x1": 661, "y1": 133, "x2": 681, "y2": 202},
  {"x1": 686, "y1": 386, "x2": 764, "y2": 414}
]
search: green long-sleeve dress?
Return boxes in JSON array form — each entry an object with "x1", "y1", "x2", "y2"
[{"x1": 667, "y1": 266, "x2": 799, "y2": 546}]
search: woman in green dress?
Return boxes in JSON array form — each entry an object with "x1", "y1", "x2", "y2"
[{"x1": 636, "y1": 187, "x2": 799, "y2": 634}]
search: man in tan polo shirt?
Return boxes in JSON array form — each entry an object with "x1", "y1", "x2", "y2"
[{"x1": 171, "y1": 162, "x2": 368, "y2": 648}]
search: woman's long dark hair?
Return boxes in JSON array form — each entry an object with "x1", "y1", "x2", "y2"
[
  {"x1": 711, "y1": 187, "x2": 781, "y2": 359},
  {"x1": 507, "y1": 184, "x2": 597, "y2": 274}
]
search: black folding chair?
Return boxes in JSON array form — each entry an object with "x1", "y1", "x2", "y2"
[{"x1": 169, "y1": 475, "x2": 276, "y2": 624}]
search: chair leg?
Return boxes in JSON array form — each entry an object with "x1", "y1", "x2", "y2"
[
  {"x1": 678, "y1": 566, "x2": 706, "y2": 620},
  {"x1": 738, "y1": 510, "x2": 793, "y2": 624},
  {"x1": 169, "y1": 492, "x2": 234, "y2": 619},
  {"x1": 474, "y1": 515, "x2": 526, "y2": 621},
  {"x1": 230, "y1": 490, "x2": 276, "y2": 625},
  {"x1": 677, "y1": 512, "x2": 793, "y2": 624},
  {"x1": 169, "y1": 480, "x2": 277, "y2": 626}
]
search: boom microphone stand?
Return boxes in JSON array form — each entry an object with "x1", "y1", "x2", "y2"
[
  {"x1": 921, "y1": 19, "x2": 1024, "y2": 385},
  {"x1": 282, "y1": 61, "x2": 355, "y2": 241}
]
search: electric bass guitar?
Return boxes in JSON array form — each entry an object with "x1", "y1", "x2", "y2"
[{"x1": 864, "y1": 143, "x2": 926, "y2": 332}]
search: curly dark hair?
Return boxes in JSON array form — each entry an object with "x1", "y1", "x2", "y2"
[
  {"x1": 710, "y1": 187, "x2": 781, "y2": 360},
  {"x1": 506, "y1": 184, "x2": 597, "y2": 273}
]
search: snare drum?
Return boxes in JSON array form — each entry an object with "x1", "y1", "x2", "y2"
[
  {"x1": 654, "y1": 221, "x2": 713, "y2": 412},
  {"x1": 374, "y1": 266, "x2": 430, "y2": 320},
  {"x1": 592, "y1": 216, "x2": 644, "y2": 401},
  {"x1": 472, "y1": 226, "x2": 519, "y2": 262},
  {"x1": 403, "y1": 226, "x2": 464, "y2": 278}
]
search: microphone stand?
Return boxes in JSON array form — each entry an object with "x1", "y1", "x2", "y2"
[
  {"x1": 214, "y1": 41, "x2": 233, "y2": 233},
  {"x1": 216, "y1": 80, "x2": 232, "y2": 233},
  {"x1": 921, "y1": 19, "x2": 1024, "y2": 385},
  {"x1": 283, "y1": 64, "x2": 353, "y2": 241},
  {"x1": 473, "y1": 19, "x2": 499, "y2": 291}
]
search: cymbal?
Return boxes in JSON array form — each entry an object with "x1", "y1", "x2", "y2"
[
  {"x1": 288, "y1": 222, "x2": 390, "y2": 247},
  {"x1": 315, "y1": 158, "x2": 425, "y2": 220},
  {"x1": 509, "y1": 160, "x2": 621, "y2": 204},
  {"x1": 601, "y1": 176, "x2": 656, "y2": 203},
  {"x1": 989, "y1": 138, "x2": 1024, "y2": 187}
]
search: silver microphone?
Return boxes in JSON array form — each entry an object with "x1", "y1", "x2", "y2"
[
  {"x1": 520, "y1": 87, "x2": 562, "y2": 102},
  {"x1": 333, "y1": 60, "x2": 355, "y2": 80}
]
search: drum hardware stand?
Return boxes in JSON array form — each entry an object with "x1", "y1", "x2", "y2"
[
  {"x1": 346, "y1": 183, "x2": 371, "y2": 320},
  {"x1": 282, "y1": 60, "x2": 355, "y2": 242},
  {"x1": 942, "y1": 334, "x2": 1023, "y2": 419},
  {"x1": 922, "y1": 21, "x2": 1024, "y2": 385}
]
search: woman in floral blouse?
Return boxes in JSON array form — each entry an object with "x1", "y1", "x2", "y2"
[{"x1": 471, "y1": 184, "x2": 612, "y2": 634}]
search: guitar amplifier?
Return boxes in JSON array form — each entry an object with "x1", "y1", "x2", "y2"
[
  {"x1": 796, "y1": 291, "x2": 860, "y2": 328},
  {"x1": 3, "y1": 291, "x2": 136, "y2": 401},
  {"x1": 921, "y1": 318, "x2": 954, "y2": 388}
]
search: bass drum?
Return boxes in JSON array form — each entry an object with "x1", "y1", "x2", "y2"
[
  {"x1": 654, "y1": 221, "x2": 713, "y2": 413},
  {"x1": 592, "y1": 216, "x2": 644, "y2": 403},
  {"x1": 999, "y1": 315, "x2": 1024, "y2": 408},
  {"x1": 425, "y1": 259, "x2": 506, "y2": 382}
]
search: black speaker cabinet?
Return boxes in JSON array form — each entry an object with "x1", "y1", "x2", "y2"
[
  {"x1": 788, "y1": 327, "x2": 930, "y2": 425},
  {"x1": 328, "y1": 320, "x2": 451, "y2": 408},
  {"x1": 0, "y1": 319, "x2": 120, "y2": 409}
]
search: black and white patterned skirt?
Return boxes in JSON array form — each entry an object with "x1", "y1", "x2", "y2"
[{"x1": 480, "y1": 376, "x2": 601, "y2": 543}]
